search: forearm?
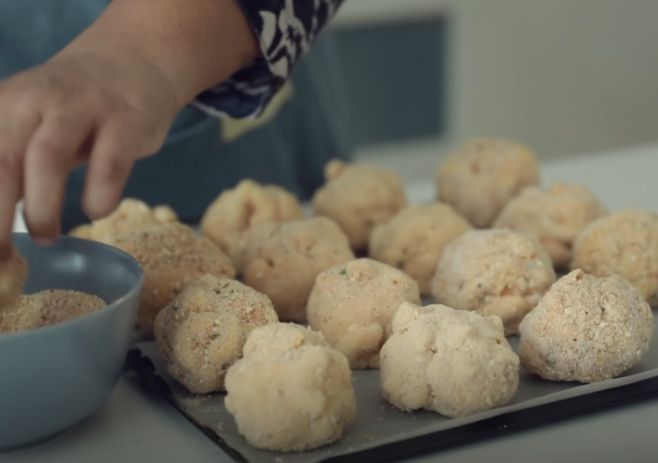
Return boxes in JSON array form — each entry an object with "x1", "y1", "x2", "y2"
[
  {"x1": 58, "y1": 0, "x2": 260, "y2": 108},
  {"x1": 194, "y1": 0, "x2": 345, "y2": 118}
]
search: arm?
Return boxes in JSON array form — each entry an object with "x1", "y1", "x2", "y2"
[
  {"x1": 196, "y1": 0, "x2": 346, "y2": 118},
  {"x1": 0, "y1": 0, "x2": 344, "y2": 258},
  {"x1": 82, "y1": 0, "x2": 260, "y2": 108},
  {"x1": 0, "y1": 0, "x2": 258, "y2": 254}
]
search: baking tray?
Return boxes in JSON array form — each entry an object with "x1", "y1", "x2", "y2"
[{"x1": 127, "y1": 311, "x2": 658, "y2": 463}]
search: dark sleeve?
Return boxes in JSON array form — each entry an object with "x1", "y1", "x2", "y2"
[{"x1": 193, "y1": 0, "x2": 345, "y2": 119}]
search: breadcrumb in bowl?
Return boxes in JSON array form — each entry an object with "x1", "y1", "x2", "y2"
[
  {"x1": 0, "y1": 244, "x2": 27, "y2": 312},
  {"x1": 0, "y1": 290, "x2": 106, "y2": 334},
  {"x1": 0, "y1": 234, "x2": 143, "y2": 450}
]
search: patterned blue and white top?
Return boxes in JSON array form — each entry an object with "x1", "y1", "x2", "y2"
[{"x1": 194, "y1": 0, "x2": 345, "y2": 119}]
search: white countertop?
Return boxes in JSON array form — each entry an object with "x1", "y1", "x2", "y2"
[{"x1": 5, "y1": 143, "x2": 658, "y2": 463}]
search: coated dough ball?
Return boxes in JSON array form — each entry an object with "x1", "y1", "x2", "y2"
[
  {"x1": 241, "y1": 218, "x2": 354, "y2": 322},
  {"x1": 154, "y1": 275, "x2": 278, "y2": 394},
  {"x1": 312, "y1": 160, "x2": 407, "y2": 250},
  {"x1": 0, "y1": 290, "x2": 105, "y2": 334},
  {"x1": 307, "y1": 258, "x2": 421, "y2": 369},
  {"x1": 200, "y1": 180, "x2": 304, "y2": 272},
  {"x1": 152, "y1": 205, "x2": 178, "y2": 224},
  {"x1": 369, "y1": 203, "x2": 472, "y2": 295},
  {"x1": 224, "y1": 323, "x2": 356, "y2": 452},
  {"x1": 70, "y1": 198, "x2": 178, "y2": 245},
  {"x1": 69, "y1": 224, "x2": 93, "y2": 240},
  {"x1": 572, "y1": 210, "x2": 658, "y2": 304},
  {"x1": 114, "y1": 223, "x2": 235, "y2": 336},
  {"x1": 436, "y1": 138, "x2": 540, "y2": 228},
  {"x1": 380, "y1": 302, "x2": 519, "y2": 418},
  {"x1": 494, "y1": 183, "x2": 607, "y2": 268},
  {"x1": 432, "y1": 229, "x2": 556, "y2": 335},
  {"x1": 519, "y1": 270, "x2": 653, "y2": 383},
  {"x1": 0, "y1": 245, "x2": 27, "y2": 312}
]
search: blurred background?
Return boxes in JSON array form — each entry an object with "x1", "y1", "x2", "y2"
[{"x1": 329, "y1": 0, "x2": 658, "y2": 182}]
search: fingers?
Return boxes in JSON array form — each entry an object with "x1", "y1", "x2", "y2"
[
  {"x1": 23, "y1": 113, "x2": 94, "y2": 242},
  {"x1": 0, "y1": 157, "x2": 22, "y2": 259},
  {"x1": 0, "y1": 114, "x2": 40, "y2": 258},
  {"x1": 82, "y1": 122, "x2": 139, "y2": 220}
]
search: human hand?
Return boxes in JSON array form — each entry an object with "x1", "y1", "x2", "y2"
[
  {"x1": 0, "y1": 0, "x2": 259, "y2": 260},
  {"x1": 0, "y1": 47, "x2": 179, "y2": 256}
]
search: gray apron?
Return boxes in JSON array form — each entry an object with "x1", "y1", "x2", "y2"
[{"x1": 0, "y1": 0, "x2": 352, "y2": 229}]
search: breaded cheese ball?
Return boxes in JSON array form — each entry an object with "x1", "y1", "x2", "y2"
[
  {"x1": 436, "y1": 138, "x2": 540, "y2": 228},
  {"x1": 519, "y1": 270, "x2": 653, "y2": 383},
  {"x1": 494, "y1": 183, "x2": 607, "y2": 268},
  {"x1": 241, "y1": 217, "x2": 354, "y2": 322},
  {"x1": 200, "y1": 180, "x2": 304, "y2": 271},
  {"x1": 432, "y1": 229, "x2": 556, "y2": 335},
  {"x1": 312, "y1": 159, "x2": 407, "y2": 250},
  {"x1": 154, "y1": 275, "x2": 278, "y2": 394},
  {"x1": 380, "y1": 302, "x2": 519, "y2": 418},
  {"x1": 0, "y1": 290, "x2": 105, "y2": 334},
  {"x1": 307, "y1": 258, "x2": 421, "y2": 369},
  {"x1": 369, "y1": 203, "x2": 472, "y2": 295},
  {"x1": 572, "y1": 210, "x2": 658, "y2": 305},
  {"x1": 113, "y1": 223, "x2": 235, "y2": 335},
  {"x1": 224, "y1": 323, "x2": 356, "y2": 452},
  {"x1": 68, "y1": 224, "x2": 93, "y2": 240},
  {"x1": 0, "y1": 245, "x2": 27, "y2": 312},
  {"x1": 70, "y1": 198, "x2": 178, "y2": 245}
]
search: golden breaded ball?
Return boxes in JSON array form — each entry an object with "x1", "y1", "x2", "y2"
[
  {"x1": 69, "y1": 198, "x2": 178, "y2": 245},
  {"x1": 113, "y1": 223, "x2": 235, "y2": 335},
  {"x1": 200, "y1": 179, "x2": 304, "y2": 273},
  {"x1": 380, "y1": 303, "x2": 519, "y2": 417},
  {"x1": 224, "y1": 323, "x2": 356, "y2": 452},
  {"x1": 313, "y1": 160, "x2": 407, "y2": 250},
  {"x1": 154, "y1": 275, "x2": 278, "y2": 394},
  {"x1": 241, "y1": 217, "x2": 354, "y2": 322},
  {"x1": 494, "y1": 183, "x2": 607, "y2": 268},
  {"x1": 571, "y1": 209, "x2": 658, "y2": 304},
  {"x1": 432, "y1": 229, "x2": 556, "y2": 335},
  {"x1": 369, "y1": 203, "x2": 471, "y2": 295},
  {"x1": 68, "y1": 224, "x2": 94, "y2": 240},
  {"x1": 307, "y1": 258, "x2": 421, "y2": 369},
  {"x1": 519, "y1": 270, "x2": 653, "y2": 383},
  {"x1": 436, "y1": 139, "x2": 540, "y2": 228}
]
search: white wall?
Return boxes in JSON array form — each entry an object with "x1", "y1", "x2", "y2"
[
  {"x1": 338, "y1": 0, "x2": 658, "y2": 172},
  {"x1": 451, "y1": 0, "x2": 658, "y2": 157}
]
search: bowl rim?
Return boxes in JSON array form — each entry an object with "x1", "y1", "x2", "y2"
[{"x1": 0, "y1": 233, "x2": 144, "y2": 341}]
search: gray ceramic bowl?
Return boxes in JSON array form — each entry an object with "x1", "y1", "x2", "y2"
[{"x1": 0, "y1": 233, "x2": 143, "y2": 450}]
